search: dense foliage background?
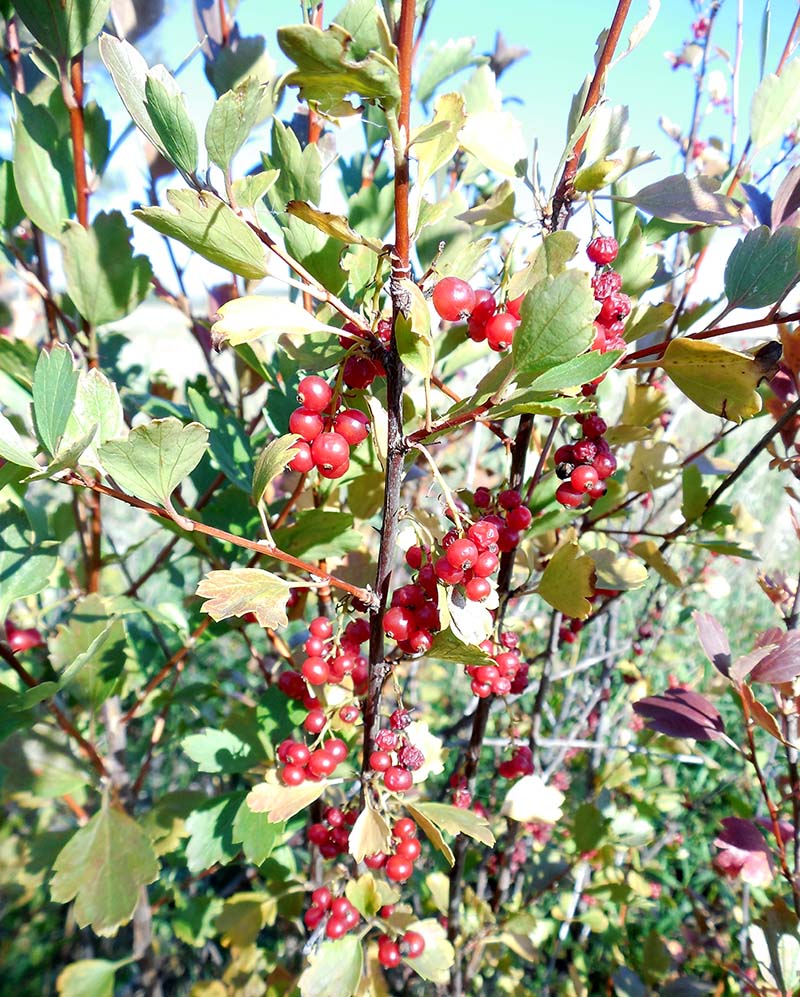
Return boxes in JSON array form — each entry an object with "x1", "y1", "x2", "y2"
[{"x1": 2, "y1": 1, "x2": 800, "y2": 995}]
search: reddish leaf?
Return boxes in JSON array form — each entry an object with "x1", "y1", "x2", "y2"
[
  {"x1": 750, "y1": 631, "x2": 800, "y2": 685},
  {"x1": 633, "y1": 688, "x2": 725, "y2": 741},
  {"x1": 713, "y1": 817, "x2": 773, "y2": 887},
  {"x1": 693, "y1": 611, "x2": 731, "y2": 676},
  {"x1": 730, "y1": 646, "x2": 775, "y2": 682}
]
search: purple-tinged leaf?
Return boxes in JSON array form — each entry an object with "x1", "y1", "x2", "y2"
[
  {"x1": 693, "y1": 611, "x2": 731, "y2": 676},
  {"x1": 755, "y1": 816, "x2": 795, "y2": 844},
  {"x1": 713, "y1": 817, "x2": 773, "y2": 887},
  {"x1": 633, "y1": 688, "x2": 725, "y2": 741},
  {"x1": 730, "y1": 645, "x2": 775, "y2": 682},
  {"x1": 772, "y1": 163, "x2": 800, "y2": 230},
  {"x1": 750, "y1": 631, "x2": 800, "y2": 685},
  {"x1": 756, "y1": 627, "x2": 784, "y2": 648}
]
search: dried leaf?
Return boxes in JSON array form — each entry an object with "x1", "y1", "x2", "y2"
[{"x1": 196, "y1": 568, "x2": 291, "y2": 629}]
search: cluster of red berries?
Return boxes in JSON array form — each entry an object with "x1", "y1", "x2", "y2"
[
  {"x1": 377, "y1": 927, "x2": 426, "y2": 967},
  {"x1": 297, "y1": 615, "x2": 370, "y2": 692},
  {"x1": 368, "y1": 709, "x2": 423, "y2": 794},
  {"x1": 339, "y1": 318, "x2": 391, "y2": 390},
  {"x1": 303, "y1": 887, "x2": 360, "y2": 938},
  {"x1": 554, "y1": 414, "x2": 617, "y2": 508},
  {"x1": 364, "y1": 816, "x2": 423, "y2": 885},
  {"x1": 307, "y1": 805, "x2": 359, "y2": 860},
  {"x1": 466, "y1": 631, "x2": 527, "y2": 699},
  {"x1": 4, "y1": 621, "x2": 44, "y2": 652},
  {"x1": 498, "y1": 744, "x2": 534, "y2": 780},
  {"x1": 586, "y1": 236, "x2": 629, "y2": 360},
  {"x1": 288, "y1": 375, "x2": 370, "y2": 479},
  {"x1": 277, "y1": 735, "x2": 349, "y2": 786},
  {"x1": 431, "y1": 276, "x2": 523, "y2": 353}
]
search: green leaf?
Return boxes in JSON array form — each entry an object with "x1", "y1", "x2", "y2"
[
  {"x1": 15, "y1": 0, "x2": 112, "y2": 60},
  {"x1": 32, "y1": 344, "x2": 79, "y2": 457},
  {"x1": 56, "y1": 959, "x2": 123, "y2": 997},
  {"x1": 232, "y1": 800, "x2": 284, "y2": 865},
  {"x1": 262, "y1": 118, "x2": 321, "y2": 211},
  {"x1": 298, "y1": 936, "x2": 363, "y2": 997},
  {"x1": 287, "y1": 200, "x2": 384, "y2": 251},
  {"x1": 232, "y1": 170, "x2": 280, "y2": 213},
  {"x1": 417, "y1": 37, "x2": 485, "y2": 106},
  {"x1": 0, "y1": 159, "x2": 25, "y2": 230},
  {"x1": 187, "y1": 386, "x2": 252, "y2": 492},
  {"x1": 184, "y1": 792, "x2": 245, "y2": 872},
  {"x1": 537, "y1": 533, "x2": 595, "y2": 619},
  {"x1": 0, "y1": 508, "x2": 58, "y2": 619},
  {"x1": 345, "y1": 872, "x2": 398, "y2": 919},
  {"x1": 206, "y1": 77, "x2": 268, "y2": 172},
  {"x1": 395, "y1": 279, "x2": 434, "y2": 378},
  {"x1": 196, "y1": 568, "x2": 291, "y2": 629},
  {"x1": 0, "y1": 411, "x2": 40, "y2": 469},
  {"x1": 507, "y1": 231, "x2": 580, "y2": 299},
  {"x1": 428, "y1": 629, "x2": 494, "y2": 666},
  {"x1": 50, "y1": 801, "x2": 159, "y2": 936},
  {"x1": 12, "y1": 94, "x2": 75, "y2": 238},
  {"x1": 97, "y1": 418, "x2": 209, "y2": 511},
  {"x1": 63, "y1": 368, "x2": 125, "y2": 471},
  {"x1": 410, "y1": 802, "x2": 495, "y2": 846},
  {"x1": 211, "y1": 294, "x2": 339, "y2": 349},
  {"x1": 618, "y1": 173, "x2": 740, "y2": 225},
  {"x1": 133, "y1": 190, "x2": 267, "y2": 280},
  {"x1": 206, "y1": 35, "x2": 277, "y2": 97},
  {"x1": 724, "y1": 225, "x2": 800, "y2": 310},
  {"x1": 50, "y1": 594, "x2": 128, "y2": 710},
  {"x1": 278, "y1": 22, "x2": 400, "y2": 113},
  {"x1": 681, "y1": 465, "x2": 709, "y2": 522},
  {"x1": 61, "y1": 211, "x2": 153, "y2": 327},
  {"x1": 252, "y1": 434, "x2": 302, "y2": 505},
  {"x1": 512, "y1": 270, "x2": 596, "y2": 375},
  {"x1": 526, "y1": 351, "x2": 623, "y2": 393},
  {"x1": 83, "y1": 100, "x2": 111, "y2": 175},
  {"x1": 751, "y1": 57, "x2": 800, "y2": 150},
  {"x1": 456, "y1": 180, "x2": 516, "y2": 227},
  {"x1": 272, "y1": 510, "x2": 362, "y2": 560},
  {"x1": 660, "y1": 339, "x2": 765, "y2": 423},
  {"x1": 144, "y1": 71, "x2": 198, "y2": 177},
  {"x1": 572, "y1": 803, "x2": 608, "y2": 853},
  {"x1": 182, "y1": 728, "x2": 263, "y2": 775},
  {"x1": 614, "y1": 222, "x2": 658, "y2": 296}
]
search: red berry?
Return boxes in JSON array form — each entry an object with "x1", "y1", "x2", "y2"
[
  {"x1": 473, "y1": 486, "x2": 492, "y2": 508},
  {"x1": 311, "y1": 432, "x2": 350, "y2": 470},
  {"x1": 325, "y1": 916, "x2": 348, "y2": 940},
  {"x1": 556, "y1": 483, "x2": 584, "y2": 508},
  {"x1": 405, "y1": 545, "x2": 423, "y2": 569},
  {"x1": 384, "y1": 766, "x2": 413, "y2": 792},
  {"x1": 498, "y1": 489, "x2": 522, "y2": 510},
  {"x1": 289, "y1": 407, "x2": 324, "y2": 442},
  {"x1": 312, "y1": 886, "x2": 332, "y2": 909},
  {"x1": 395, "y1": 837, "x2": 422, "y2": 861},
  {"x1": 587, "y1": 236, "x2": 619, "y2": 265},
  {"x1": 594, "y1": 452, "x2": 617, "y2": 479},
  {"x1": 473, "y1": 550, "x2": 500, "y2": 577},
  {"x1": 397, "y1": 744, "x2": 425, "y2": 770},
  {"x1": 383, "y1": 606, "x2": 416, "y2": 641},
  {"x1": 334, "y1": 409, "x2": 370, "y2": 445},
  {"x1": 571, "y1": 465, "x2": 599, "y2": 493},
  {"x1": 310, "y1": 617, "x2": 333, "y2": 639},
  {"x1": 330, "y1": 897, "x2": 352, "y2": 919},
  {"x1": 342, "y1": 355, "x2": 378, "y2": 389},
  {"x1": 370, "y1": 750, "x2": 392, "y2": 772},
  {"x1": 378, "y1": 936, "x2": 402, "y2": 967},
  {"x1": 506, "y1": 505, "x2": 532, "y2": 531},
  {"x1": 375, "y1": 729, "x2": 400, "y2": 751},
  {"x1": 554, "y1": 445, "x2": 574, "y2": 464},
  {"x1": 304, "y1": 708, "x2": 327, "y2": 734},
  {"x1": 485, "y1": 311, "x2": 518, "y2": 351},
  {"x1": 289, "y1": 440, "x2": 315, "y2": 473},
  {"x1": 286, "y1": 742, "x2": 310, "y2": 765},
  {"x1": 497, "y1": 528, "x2": 521, "y2": 553},
  {"x1": 401, "y1": 930, "x2": 426, "y2": 958},
  {"x1": 432, "y1": 276, "x2": 476, "y2": 321},
  {"x1": 597, "y1": 291, "x2": 631, "y2": 324},
  {"x1": 339, "y1": 703, "x2": 360, "y2": 724},
  {"x1": 325, "y1": 806, "x2": 345, "y2": 827},
  {"x1": 572, "y1": 439, "x2": 597, "y2": 464},
  {"x1": 414, "y1": 601, "x2": 439, "y2": 630},
  {"x1": 591, "y1": 270, "x2": 623, "y2": 300},
  {"x1": 408, "y1": 629, "x2": 433, "y2": 653},
  {"x1": 281, "y1": 764, "x2": 306, "y2": 786},
  {"x1": 470, "y1": 288, "x2": 497, "y2": 324},
  {"x1": 308, "y1": 822, "x2": 330, "y2": 845},
  {"x1": 465, "y1": 577, "x2": 491, "y2": 601},
  {"x1": 324, "y1": 738, "x2": 348, "y2": 763},
  {"x1": 468, "y1": 520, "x2": 500, "y2": 549},
  {"x1": 390, "y1": 708, "x2": 412, "y2": 731},
  {"x1": 364, "y1": 852, "x2": 387, "y2": 868},
  {"x1": 278, "y1": 670, "x2": 306, "y2": 700},
  {"x1": 302, "y1": 656, "x2": 329, "y2": 685},
  {"x1": 446, "y1": 538, "x2": 479, "y2": 570},
  {"x1": 435, "y1": 557, "x2": 464, "y2": 585},
  {"x1": 394, "y1": 817, "x2": 416, "y2": 839},
  {"x1": 304, "y1": 905, "x2": 325, "y2": 929},
  {"x1": 308, "y1": 749, "x2": 337, "y2": 777},
  {"x1": 583, "y1": 414, "x2": 607, "y2": 439},
  {"x1": 297, "y1": 375, "x2": 332, "y2": 413},
  {"x1": 385, "y1": 855, "x2": 414, "y2": 882}
]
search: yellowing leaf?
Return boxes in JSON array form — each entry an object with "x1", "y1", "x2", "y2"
[
  {"x1": 620, "y1": 379, "x2": 670, "y2": 427},
  {"x1": 627, "y1": 441, "x2": 680, "y2": 493},
  {"x1": 406, "y1": 805, "x2": 455, "y2": 866},
  {"x1": 211, "y1": 295, "x2": 340, "y2": 349},
  {"x1": 246, "y1": 777, "x2": 328, "y2": 822},
  {"x1": 459, "y1": 110, "x2": 527, "y2": 177},
  {"x1": 588, "y1": 549, "x2": 648, "y2": 591},
  {"x1": 537, "y1": 533, "x2": 595, "y2": 619},
  {"x1": 349, "y1": 806, "x2": 393, "y2": 863},
  {"x1": 298, "y1": 935, "x2": 364, "y2": 997},
  {"x1": 287, "y1": 200, "x2": 384, "y2": 251},
  {"x1": 405, "y1": 721, "x2": 446, "y2": 784},
  {"x1": 196, "y1": 568, "x2": 291, "y2": 628},
  {"x1": 410, "y1": 802, "x2": 495, "y2": 847},
  {"x1": 631, "y1": 540, "x2": 682, "y2": 587},
  {"x1": 660, "y1": 338, "x2": 765, "y2": 423},
  {"x1": 345, "y1": 873, "x2": 399, "y2": 919},
  {"x1": 501, "y1": 775, "x2": 564, "y2": 823},
  {"x1": 401, "y1": 919, "x2": 455, "y2": 983},
  {"x1": 416, "y1": 92, "x2": 466, "y2": 189}
]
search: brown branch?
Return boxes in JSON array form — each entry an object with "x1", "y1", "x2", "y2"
[
  {"x1": 0, "y1": 640, "x2": 108, "y2": 778},
  {"x1": 550, "y1": 0, "x2": 635, "y2": 228},
  {"x1": 61, "y1": 473, "x2": 377, "y2": 607}
]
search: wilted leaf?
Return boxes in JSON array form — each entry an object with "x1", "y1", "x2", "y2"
[
  {"x1": 714, "y1": 817, "x2": 773, "y2": 886},
  {"x1": 501, "y1": 774, "x2": 564, "y2": 823},
  {"x1": 661, "y1": 338, "x2": 767, "y2": 423},
  {"x1": 693, "y1": 612, "x2": 731, "y2": 676},
  {"x1": 287, "y1": 200, "x2": 383, "y2": 251},
  {"x1": 537, "y1": 533, "x2": 595, "y2": 618},
  {"x1": 588, "y1": 549, "x2": 648, "y2": 591},
  {"x1": 349, "y1": 806, "x2": 393, "y2": 863},
  {"x1": 196, "y1": 568, "x2": 290, "y2": 629},
  {"x1": 246, "y1": 777, "x2": 328, "y2": 823},
  {"x1": 406, "y1": 804, "x2": 455, "y2": 866},
  {"x1": 633, "y1": 688, "x2": 725, "y2": 741},
  {"x1": 50, "y1": 802, "x2": 159, "y2": 936}
]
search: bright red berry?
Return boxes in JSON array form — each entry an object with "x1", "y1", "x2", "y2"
[
  {"x1": 288, "y1": 440, "x2": 315, "y2": 473},
  {"x1": 302, "y1": 656, "x2": 329, "y2": 685},
  {"x1": 473, "y1": 550, "x2": 500, "y2": 577},
  {"x1": 308, "y1": 749, "x2": 337, "y2": 778},
  {"x1": 311, "y1": 432, "x2": 350, "y2": 470},
  {"x1": 395, "y1": 837, "x2": 422, "y2": 861},
  {"x1": 556, "y1": 483, "x2": 584, "y2": 508},
  {"x1": 289, "y1": 408, "x2": 324, "y2": 442},
  {"x1": 470, "y1": 288, "x2": 497, "y2": 324},
  {"x1": 432, "y1": 276, "x2": 476, "y2": 321},
  {"x1": 506, "y1": 505, "x2": 532, "y2": 531},
  {"x1": 446, "y1": 538, "x2": 479, "y2": 570},
  {"x1": 597, "y1": 291, "x2": 631, "y2": 324},
  {"x1": 342, "y1": 355, "x2": 378, "y2": 390},
  {"x1": 485, "y1": 311, "x2": 518, "y2": 352},
  {"x1": 383, "y1": 606, "x2": 416, "y2": 641},
  {"x1": 334, "y1": 409, "x2": 370, "y2": 445},
  {"x1": 394, "y1": 817, "x2": 417, "y2": 839},
  {"x1": 311, "y1": 886, "x2": 332, "y2": 909},
  {"x1": 324, "y1": 738, "x2": 348, "y2": 764},
  {"x1": 281, "y1": 764, "x2": 306, "y2": 786},
  {"x1": 571, "y1": 465, "x2": 599, "y2": 493},
  {"x1": 586, "y1": 236, "x2": 619, "y2": 265},
  {"x1": 384, "y1": 766, "x2": 413, "y2": 792},
  {"x1": 465, "y1": 577, "x2": 491, "y2": 601},
  {"x1": 385, "y1": 855, "x2": 414, "y2": 882},
  {"x1": 370, "y1": 750, "x2": 392, "y2": 772},
  {"x1": 378, "y1": 936, "x2": 402, "y2": 967},
  {"x1": 325, "y1": 916, "x2": 348, "y2": 940},
  {"x1": 401, "y1": 930, "x2": 426, "y2": 958},
  {"x1": 297, "y1": 375, "x2": 332, "y2": 413}
]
